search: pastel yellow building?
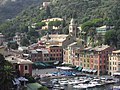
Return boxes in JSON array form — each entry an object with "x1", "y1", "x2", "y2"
[
  {"x1": 41, "y1": 34, "x2": 75, "y2": 48},
  {"x1": 108, "y1": 50, "x2": 120, "y2": 76},
  {"x1": 41, "y1": 18, "x2": 63, "y2": 30}
]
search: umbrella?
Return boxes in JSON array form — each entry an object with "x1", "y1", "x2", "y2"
[
  {"x1": 18, "y1": 77, "x2": 28, "y2": 86},
  {"x1": 18, "y1": 77, "x2": 28, "y2": 81},
  {"x1": 12, "y1": 78, "x2": 20, "y2": 85}
]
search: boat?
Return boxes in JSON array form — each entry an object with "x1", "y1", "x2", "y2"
[
  {"x1": 68, "y1": 80, "x2": 80, "y2": 85},
  {"x1": 87, "y1": 83, "x2": 96, "y2": 88},
  {"x1": 59, "y1": 80, "x2": 68, "y2": 86},
  {"x1": 89, "y1": 81, "x2": 102, "y2": 86},
  {"x1": 73, "y1": 84, "x2": 88, "y2": 89},
  {"x1": 113, "y1": 86, "x2": 120, "y2": 90},
  {"x1": 53, "y1": 84, "x2": 65, "y2": 90}
]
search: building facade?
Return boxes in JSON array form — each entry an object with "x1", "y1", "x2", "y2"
[
  {"x1": 77, "y1": 45, "x2": 113, "y2": 76},
  {"x1": 108, "y1": 50, "x2": 120, "y2": 76},
  {"x1": 69, "y1": 18, "x2": 77, "y2": 39},
  {"x1": 6, "y1": 56, "x2": 33, "y2": 76},
  {"x1": 48, "y1": 46, "x2": 63, "y2": 62}
]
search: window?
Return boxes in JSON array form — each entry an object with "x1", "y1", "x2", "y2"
[
  {"x1": 87, "y1": 59, "x2": 89, "y2": 62},
  {"x1": 84, "y1": 64, "x2": 85, "y2": 67},
  {"x1": 84, "y1": 59, "x2": 85, "y2": 62},
  {"x1": 24, "y1": 65, "x2": 28, "y2": 70},
  {"x1": 110, "y1": 67, "x2": 111, "y2": 70}
]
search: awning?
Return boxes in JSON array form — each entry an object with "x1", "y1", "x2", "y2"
[
  {"x1": 56, "y1": 66, "x2": 73, "y2": 70},
  {"x1": 82, "y1": 68, "x2": 96, "y2": 73},
  {"x1": 113, "y1": 72, "x2": 120, "y2": 75},
  {"x1": 18, "y1": 77, "x2": 28, "y2": 81},
  {"x1": 92, "y1": 70, "x2": 97, "y2": 73},
  {"x1": 82, "y1": 68, "x2": 88, "y2": 72},
  {"x1": 75, "y1": 66, "x2": 83, "y2": 71},
  {"x1": 88, "y1": 69, "x2": 93, "y2": 73},
  {"x1": 77, "y1": 67, "x2": 83, "y2": 71}
]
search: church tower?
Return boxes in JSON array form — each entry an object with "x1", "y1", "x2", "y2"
[{"x1": 69, "y1": 18, "x2": 77, "y2": 39}]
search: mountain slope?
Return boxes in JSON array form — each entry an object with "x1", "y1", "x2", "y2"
[
  {"x1": 0, "y1": 0, "x2": 120, "y2": 48},
  {"x1": 0, "y1": 0, "x2": 45, "y2": 23}
]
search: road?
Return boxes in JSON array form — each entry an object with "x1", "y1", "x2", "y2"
[{"x1": 32, "y1": 68, "x2": 58, "y2": 76}]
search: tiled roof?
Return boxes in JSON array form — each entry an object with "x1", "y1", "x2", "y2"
[
  {"x1": 94, "y1": 45, "x2": 109, "y2": 51},
  {"x1": 6, "y1": 56, "x2": 33, "y2": 64},
  {"x1": 113, "y1": 50, "x2": 120, "y2": 54}
]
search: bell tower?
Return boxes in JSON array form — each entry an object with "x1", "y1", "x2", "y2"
[{"x1": 69, "y1": 18, "x2": 77, "y2": 39}]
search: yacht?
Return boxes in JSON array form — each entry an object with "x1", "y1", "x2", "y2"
[
  {"x1": 73, "y1": 84, "x2": 88, "y2": 89},
  {"x1": 113, "y1": 86, "x2": 120, "y2": 90},
  {"x1": 68, "y1": 80, "x2": 80, "y2": 85},
  {"x1": 89, "y1": 81, "x2": 102, "y2": 86}
]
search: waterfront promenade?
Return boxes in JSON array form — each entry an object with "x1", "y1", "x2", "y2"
[{"x1": 32, "y1": 68, "x2": 58, "y2": 75}]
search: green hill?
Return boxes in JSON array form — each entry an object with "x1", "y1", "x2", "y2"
[
  {"x1": 0, "y1": 0, "x2": 46, "y2": 23},
  {"x1": 0, "y1": 0, "x2": 120, "y2": 48}
]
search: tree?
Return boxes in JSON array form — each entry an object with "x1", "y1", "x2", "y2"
[
  {"x1": 20, "y1": 37, "x2": 30, "y2": 46},
  {"x1": 7, "y1": 41, "x2": 19, "y2": 50},
  {"x1": 30, "y1": 36, "x2": 37, "y2": 44},
  {"x1": 81, "y1": 18, "x2": 104, "y2": 33},
  {"x1": 104, "y1": 30, "x2": 117, "y2": 47},
  {"x1": 0, "y1": 54, "x2": 15, "y2": 90},
  {"x1": 27, "y1": 29, "x2": 39, "y2": 38},
  {"x1": 46, "y1": 6, "x2": 51, "y2": 18},
  {"x1": 35, "y1": 22, "x2": 46, "y2": 29},
  {"x1": 38, "y1": 86, "x2": 48, "y2": 90}
]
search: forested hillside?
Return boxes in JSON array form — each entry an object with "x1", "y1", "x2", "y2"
[
  {"x1": 0, "y1": 0, "x2": 46, "y2": 23},
  {"x1": 0, "y1": 0, "x2": 120, "y2": 48}
]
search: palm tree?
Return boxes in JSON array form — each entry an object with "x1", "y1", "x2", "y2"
[{"x1": 0, "y1": 54, "x2": 15, "y2": 90}]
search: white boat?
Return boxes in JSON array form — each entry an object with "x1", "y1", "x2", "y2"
[
  {"x1": 89, "y1": 81, "x2": 101, "y2": 86},
  {"x1": 80, "y1": 79, "x2": 90, "y2": 84},
  {"x1": 54, "y1": 84, "x2": 60, "y2": 87},
  {"x1": 113, "y1": 86, "x2": 120, "y2": 90},
  {"x1": 105, "y1": 80, "x2": 116, "y2": 84},
  {"x1": 59, "y1": 80, "x2": 68, "y2": 85},
  {"x1": 73, "y1": 84, "x2": 88, "y2": 89},
  {"x1": 68, "y1": 80, "x2": 80, "y2": 85},
  {"x1": 87, "y1": 83, "x2": 96, "y2": 88}
]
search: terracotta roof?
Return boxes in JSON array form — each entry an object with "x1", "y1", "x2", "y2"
[
  {"x1": 94, "y1": 45, "x2": 110, "y2": 51},
  {"x1": 113, "y1": 50, "x2": 120, "y2": 54},
  {"x1": 5, "y1": 56, "x2": 33, "y2": 64}
]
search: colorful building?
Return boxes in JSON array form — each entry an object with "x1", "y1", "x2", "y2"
[
  {"x1": 6, "y1": 56, "x2": 33, "y2": 76},
  {"x1": 76, "y1": 45, "x2": 113, "y2": 76},
  {"x1": 48, "y1": 46, "x2": 63, "y2": 62},
  {"x1": 108, "y1": 50, "x2": 120, "y2": 76},
  {"x1": 41, "y1": 34, "x2": 75, "y2": 48}
]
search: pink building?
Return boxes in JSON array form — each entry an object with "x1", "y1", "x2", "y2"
[
  {"x1": 6, "y1": 56, "x2": 33, "y2": 76},
  {"x1": 92, "y1": 45, "x2": 113, "y2": 76},
  {"x1": 76, "y1": 45, "x2": 113, "y2": 76},
  {"x1": 48, "y1": 46, "x2": 63, "y2": 62}
]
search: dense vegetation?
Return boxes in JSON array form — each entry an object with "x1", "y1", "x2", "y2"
[
  {"x1": 0, "y1": 0, "x2": 46, "y2": 23},
  {"x1": 0, "y1": 54, "x2": 15, "y2": 89},
  {"x1": 0, "y1": 0, "x2": 120, "y2": 48}
]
